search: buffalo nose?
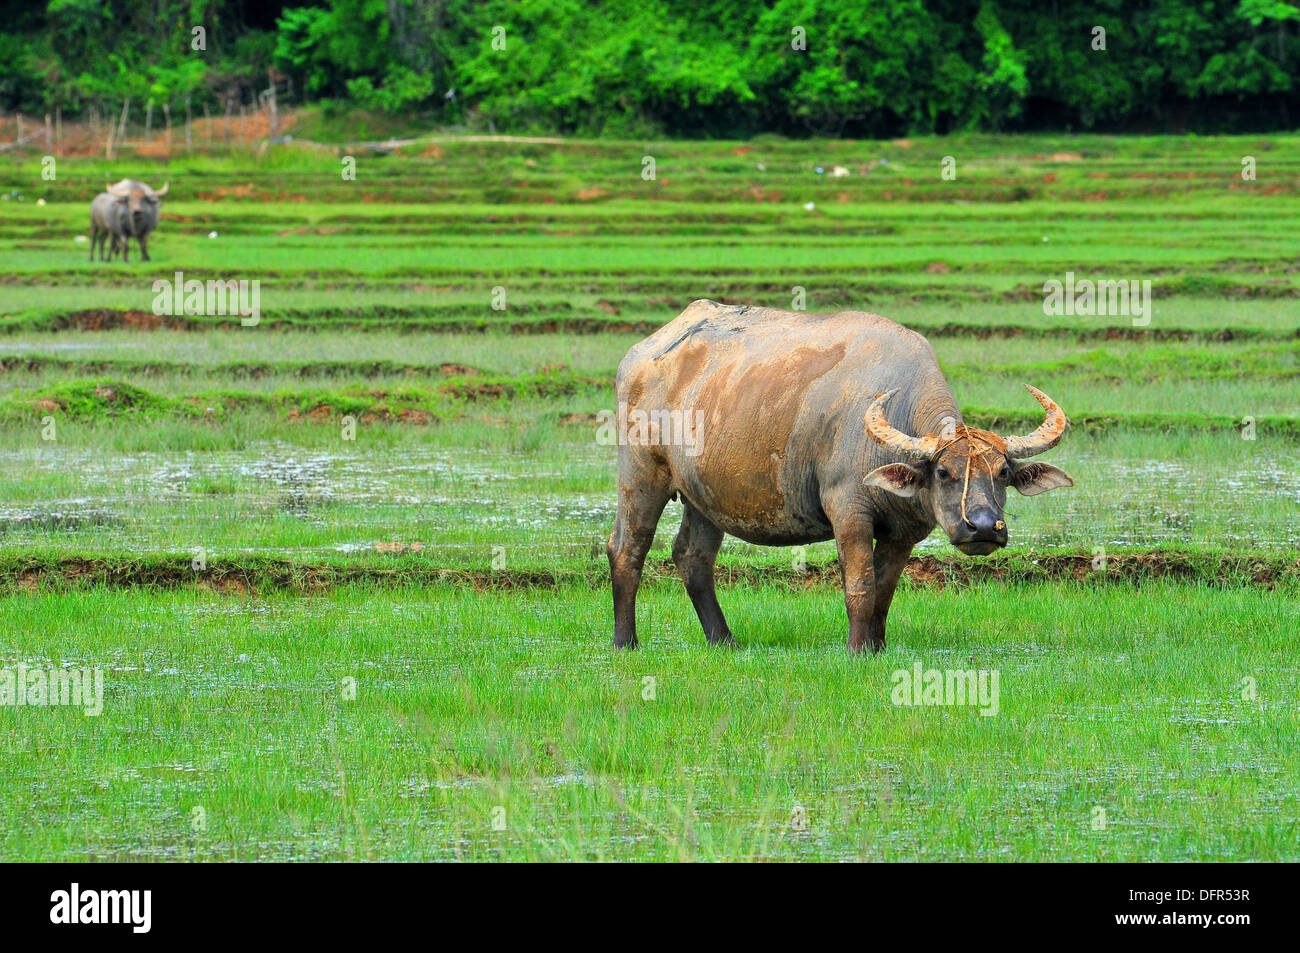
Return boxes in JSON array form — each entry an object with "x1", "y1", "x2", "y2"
[{"x1": 965, "y1": 508, "x2": 1008, "y2": 544}]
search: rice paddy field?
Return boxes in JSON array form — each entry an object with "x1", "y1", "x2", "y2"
[{"x1": 0, "y1": 134, "x2": 1297, "y2": 861}]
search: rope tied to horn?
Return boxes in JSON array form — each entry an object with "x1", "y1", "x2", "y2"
[{"x1": 932, "y1": 424, "x2": 1004, "y2": 529}]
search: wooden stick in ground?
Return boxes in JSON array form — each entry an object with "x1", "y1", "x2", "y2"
[
  {"x1": 266, "y1": 72, "x2": 278, "y2": 139},
  {"x1": 109, "y1": 97, "x2": 129, "y2": 157}
]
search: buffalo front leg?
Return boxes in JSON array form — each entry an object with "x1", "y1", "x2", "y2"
[
  {"x1": 866, "y1": 538, "x2": 913, "y2": 651},
  {"x1": 138, "y1": 234, "x2": 150, "y2": 262},
  {"x1": 607, "y1": 471, "x2": 671, "y2": 650},
  {"x1": 832, "y1": 517, "x2": 879, "y2": 653},
  {"x1": 672, "y1": 502, "x2": 734, "y2": 646}
]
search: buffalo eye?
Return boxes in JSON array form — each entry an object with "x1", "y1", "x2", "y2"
[
  {"x1": 998, "y1": 465, "x2": 1011, "y2": 481},
  {"x1": 936, "y1": 467, "x2": 951, "y2": 481}
]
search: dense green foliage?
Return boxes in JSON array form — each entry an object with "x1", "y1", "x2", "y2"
[{"x1": 1, "y1": 1, "x2": 1298, "y2": 135}]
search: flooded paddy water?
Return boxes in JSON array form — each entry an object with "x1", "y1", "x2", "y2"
[{"x1": 0, "y1": 434, "x2": 1297, "y2": 569}]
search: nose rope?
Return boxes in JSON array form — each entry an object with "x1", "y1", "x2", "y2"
[
  {"x1": 933, "y1": 424, "x2": 1000, "y2": 529},
  {"x1": 960, "y1": 450, "x2": 974, "y2": 527}
]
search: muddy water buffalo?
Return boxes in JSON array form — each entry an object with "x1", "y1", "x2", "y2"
[
  {"x1": 89, "y1": 179, "x2": 167, "y2": 262},
  {"x1": 607, "y1": 299, "x2": 1074, "y2": 652}
]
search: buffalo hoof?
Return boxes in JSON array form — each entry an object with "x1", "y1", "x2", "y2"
[{"x1": 848, "y1": 640, "x2": 885, "y2": 655}]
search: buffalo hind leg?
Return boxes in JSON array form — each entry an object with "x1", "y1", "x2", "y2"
[
  {"x1": 672, "y1": 503, "x2": 734, "y2": 646},
  {"x1": 607, "y1": 472, "x2": 671, "y2": 649}
]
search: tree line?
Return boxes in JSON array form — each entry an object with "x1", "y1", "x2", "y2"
[{"x1": 1, "y1": 0, "x2": 1297, "y2": 137}]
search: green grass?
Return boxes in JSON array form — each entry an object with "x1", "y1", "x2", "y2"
[
  {"x1": 2, "y1": 580, "x2": 1296, "y2": 861},
  {"x1": 2, "y1": 325, "x2": 1296, "y2": 378},
  {"x1": 0, "y1": 325, "x2": 1296, "y2": 422}
]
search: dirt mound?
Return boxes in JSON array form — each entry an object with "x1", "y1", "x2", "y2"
[
  {"x1": 2, "y1": 551, "x2": 1294, "y2": 595},
  {"x1": 58, "y1": 309, "x2": 187, "y2": 331}
]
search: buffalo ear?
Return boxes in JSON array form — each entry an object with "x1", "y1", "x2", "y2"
[
  {"x1": 1011, "y1": 461, "x2": 1073, "y2": 496},
  {"x1": 864, "y1": 462, "x2": 926, "y2": 498}
]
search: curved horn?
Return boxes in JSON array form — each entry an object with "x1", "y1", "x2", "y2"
[
  {"x1": 864, "y1": 388, "x2": 939, "y2": 459},
  {"x1": 1003, "y1": 384, "x2": 1068, "y2": 458},
  {"x1": 151, "y1": 181, "x2": 169, "y2": 197},
  {"x1": 107, "y1": 183, "x2": 130, "y2": 195}
]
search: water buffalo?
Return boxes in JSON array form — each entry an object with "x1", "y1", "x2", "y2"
[
  {"x1": 607, "y1": 299, "x2": 1074, "y2": 652},
  {"x1": 89, "y1": 179, "x2": 167, "y2": 262},
  {"x1": 88, "y1": 192, "x2": 125, "y2": 262}
]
